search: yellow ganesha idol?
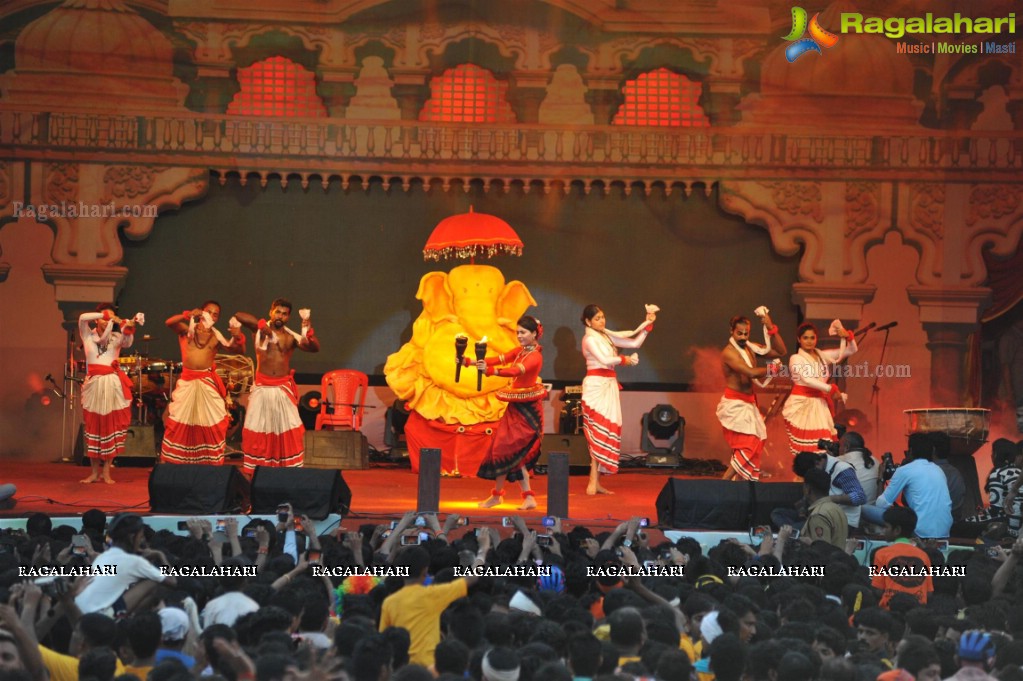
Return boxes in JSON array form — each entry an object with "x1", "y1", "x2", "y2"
[{"x1": 384, "y1": 263, "x2": 536, "y2": 474}]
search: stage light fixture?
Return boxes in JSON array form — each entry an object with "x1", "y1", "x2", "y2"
[
  {"x1": 298, "y1": 390, "x2": 322, "y2": 431},
  {"x1": 641, "y1": 403, "x2": 685, "y2": 467}
]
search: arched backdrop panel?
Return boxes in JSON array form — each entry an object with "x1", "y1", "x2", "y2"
[{"x1": 118, "y1": 179, "x2": 801, "y2": 384}]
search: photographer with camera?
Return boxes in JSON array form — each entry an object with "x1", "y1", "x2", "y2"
[
  {"x1": 838, "y1": 431, "x2": 878, "y2": 509},
  {"x1": 860, "y1": 433, "x2": 953, "y2": 539},
  {"x1": 772, "y1": 449, "x2": 866, "y2": 532}
]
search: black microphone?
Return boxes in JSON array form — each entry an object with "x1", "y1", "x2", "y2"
[
  {"x1": 876, "y1": 321, "x2": 898, "y2": 332},
  {"x1": 851, "y1": 322, "x2": 876, "y2": 336}
]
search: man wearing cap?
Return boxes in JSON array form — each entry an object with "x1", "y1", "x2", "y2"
[
  {"x1": 481, "y1": 647, "x2": 521, "y2": 681},
  {"x1": 947, "y1": 630, "x2": 998, "y2": 681},
  {"x1": 155, "y1": 607, "x2": 195, "y2": 669}
]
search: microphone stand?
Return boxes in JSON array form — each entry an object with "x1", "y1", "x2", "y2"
[{"x1": 870, "y1": 326, "x2": 894, "y2": 453}]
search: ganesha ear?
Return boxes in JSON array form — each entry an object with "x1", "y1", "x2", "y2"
[
  {"x1": 497, "y1": 280, "x2": 537, "y2": 324},
  {"x1": 416, "y1": 271, "x2": 455, "y2": 322}
]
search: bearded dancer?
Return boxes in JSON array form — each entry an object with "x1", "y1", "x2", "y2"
[
  {"x1": 782, "y1": 320, "x2": 857, "y2": 456},
  {"x1": 79, "y1": 304, "x2": 144, "y2": 484},
  {"x1": 580, "y1": 303, "x2": 658, "y2": 495},
  {"x1": 467, "y1": 315, "x2": 546, "y2": 510},
  {"x1": 235, "y1": 298, "x2": 319, "y2": 472},
  {"x1": 718, "y1": 307, "x2": 786, "y2": 481},
  {"x1": 161, "y1": 301, "x2": 245, "y2": 465}
]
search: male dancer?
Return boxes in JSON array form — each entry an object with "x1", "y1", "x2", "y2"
[
  {"x1": 161, "y1": 301, "x2": 245, "y2": 464},
  {"x1": 234, "y1": 299, "x2": 319, "y2": 472},
  {"x1": 718, "y1": 307, "x2": 786, "y2": 481}
]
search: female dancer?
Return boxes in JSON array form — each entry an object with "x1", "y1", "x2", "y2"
[
  {"x1": 581, "y1": 304, "x2": 656, "y2": 495},
  {"x1": 470, "y1": 315, "x2": 546, "y2": 509},
  {"x1": 782, "y1": 320, "x2": 857, "y2": 456},
  {"x1": 79, "y1": 304, "x2": 140, "y2": 484}
]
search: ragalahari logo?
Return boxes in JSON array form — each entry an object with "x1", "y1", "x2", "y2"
[{"x1": 783, "y1": 7, "x2": 840, "y2": 62}]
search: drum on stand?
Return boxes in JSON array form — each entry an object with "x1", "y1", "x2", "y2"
[{"x1": 904, "y1": 408, "x2": 990, "y2": 516}]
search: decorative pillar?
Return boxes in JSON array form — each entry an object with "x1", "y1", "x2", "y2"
[
  {"x1": 318, "y1": 77, "x2": 357, "y2": 118},
  {"x1": 702, "y1": 80, "x2": 743, "y2": 125},
  {"x1": 188, "y1": 69, "x2": 239, "y2": 113},
  {"x1": 791, "y1": 282, "x2": 877, "y2": 327},
  {"x1": 508, "y1": 74, "x2": 549, "y2": 124},
  {"x1": 944, "y1": 92, "x2": 984, "y2": 131},
  {"x1": 29, "y1": 161, "x2": 208, "y2": 321},
  {"x1": 907, "y1": 286, "x2": 991, "y2": 404},
  {"x1": 585, "y1": 81, "x2": 625, "y2": 125},
  {"x1": 391, "y1": 71, "x2": 431, "y2": 121}
]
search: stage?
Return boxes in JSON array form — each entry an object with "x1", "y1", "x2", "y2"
[{"x1": 0, "y1": 460, "x2": 721, "y2": 530}]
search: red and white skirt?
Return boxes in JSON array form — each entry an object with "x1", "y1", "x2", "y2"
[
  {"x1": 82, "y1": 371, "x2": 132, "y2": 461},
  {"x1": 716, "y1": 389, "x2": 766, "y2": 481},
  {"x1": 162, "y1": 370, "x2": 229, "y2": 465},
  {"x1": 782, "y1": 386, "x2": 836, "y2": 456},
  {"x1": 242, "y1": 375, "x2": 304, "y2": 471},
  {"x1": 582, "y1": 371, "x2": 622, "y2": 474}
]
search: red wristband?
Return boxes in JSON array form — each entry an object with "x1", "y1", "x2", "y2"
[
  {"x1": 829, "y1": 384, "x2": 841, "y2": 397},
  {"x1": 182, "y1": 310, "x2": 191, "y2": 319},
  {"x1": 620, "y1": 355, "x2": 628, "y2": 365},
  {"x1": 122, "y1": 326, "x2": 136, "y2": 335},
  {"x1": 257, "y1": 319, "x2": 269, "y2": 332},
  {"x1": 103, "y1": 309, "x2": 114, "y2": 321},
  {"x1": 645, "y1": 324, "x2": 654, "y2": 333},
  {"x1": 767, "y1": 325, "x2": 779, "y2": 336},
  {"x1": 485, "y1": 366, "x2": 495, "y2": 377},
  {"x1": 847, "y1": 331, "x2": 855, "y2": 342}
]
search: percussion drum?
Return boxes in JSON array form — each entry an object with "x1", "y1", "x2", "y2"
[
  {"x1": 904, "y1": 407, "x2": 990, "y2": 519},
  {"x1": 215, "y1": 354, "x2": 255, "y2": 399},
  {"x1": 904, "y1": 408, "x2": 990, "y2": 453},
  {"x1": 118, "y1": 355, "x2": 143, "y2": 374},
  {"x1": 144, "y1": 359, "x2": 172, "y2": 373}
]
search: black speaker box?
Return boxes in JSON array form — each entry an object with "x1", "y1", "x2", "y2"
[
  {"x1": 749, "y1": 482, "x2": 804, "y2": 528},
  {"x1": 536, "y1": 434, "x2": 590, "y2": 474},
  {"x1": 250, "y1": 467, "x2": 351, "y2": 520},
  {"x1": 656, "y1": 478, "x2": 752, "y2": 530},
  {"x1": 149, "y1": 464, "x2": 250, "y2": 514}
]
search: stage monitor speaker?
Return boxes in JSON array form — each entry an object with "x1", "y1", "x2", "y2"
[
  {"x1": 536, "y1": 434, "x2": 589, "y2": 474},
  {"x1": 750, "y1": 482, "x2": 804, "y2": 528},
  {"x1": 149, "y1": 464, "x2": 249, "y2": 514},
  {"x1": 250, "y1": 467, "x2": 351, "y2": 520},
  {"x1": 123, "y1": 425, "x2": 158, "y2": 459},
  {"x1": 656, "y1": 478, "x2": 751, "y2": 530}
]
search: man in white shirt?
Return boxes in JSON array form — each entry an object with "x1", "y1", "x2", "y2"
[{"x1": 75, "y1": 514, "x2": 176, "y2": 616}]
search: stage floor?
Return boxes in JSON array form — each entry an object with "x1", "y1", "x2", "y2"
[{"x1": 0, "y1": 460, "x2": 721, "y2": 528}]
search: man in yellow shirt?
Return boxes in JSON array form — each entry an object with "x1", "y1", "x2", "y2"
[{"x1": 378, "y1": 545, "x2": 480, "y2": 668}]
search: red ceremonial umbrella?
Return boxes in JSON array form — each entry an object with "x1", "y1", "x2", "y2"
[{"x1": 423, "y1": 207, "x2": 523, "y2": 261}]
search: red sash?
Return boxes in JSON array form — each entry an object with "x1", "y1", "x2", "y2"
[
  {"x1": 181, "y1": 366, "x2": 227, "y2": 397},
  {"x1": 88, "y1": 363, "x2": 133, "y2": 400},
  {"x1": 585, "y1": 369, "x2": 617, "y2": 378},
  {"x1": 723, "y1": 388, "x2": 757, "y2": 404},
  {"x1": 791, "y1": 384, "x2": 836, "y2": 417},
  {"x1": 255, "y1": 371, "x2": 299, "y2": 406}
]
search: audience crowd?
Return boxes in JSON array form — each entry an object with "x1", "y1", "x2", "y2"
[{"x1": 0, "y1": 434, "x2": 1022, "y2": 681}]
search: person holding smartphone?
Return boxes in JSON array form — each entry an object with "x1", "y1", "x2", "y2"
[
  {"x1": 580, "y1": 304, "x2": 657, "y2": 495},
  {"x1": 468, "y1": 315, "x2": 546, "y2": 510},
  {"x1": 79, "y1": 303, "x2": 141, "y2": 484}
]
